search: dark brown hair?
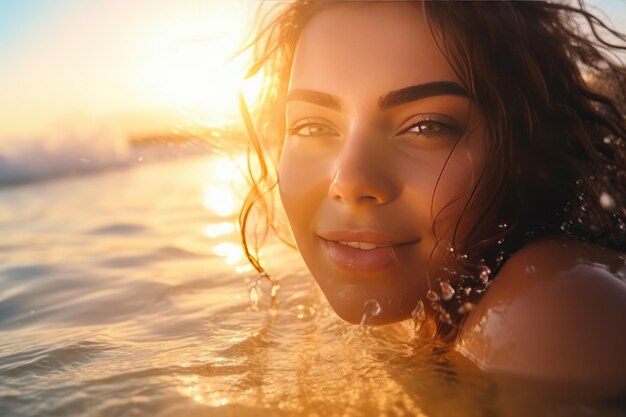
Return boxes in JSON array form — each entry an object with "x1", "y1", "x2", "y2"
[{"x1": 238, "y1": 1, "x2": 626, "y2": 338}]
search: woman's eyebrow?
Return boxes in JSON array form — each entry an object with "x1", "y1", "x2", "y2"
[
  {"x1": 378, "y1": 81, "x2": 469, "y2": 110},
  {"x1": 286, "y1": 89, "x2": 342, "y2": 110},
  {"x1": 286, "y1": 81, "x2": 468, "y2": 111}
]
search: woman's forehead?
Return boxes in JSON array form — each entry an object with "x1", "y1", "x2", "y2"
[{"x1": 289, "y1": 2, "x2": 461, "y2": 102}]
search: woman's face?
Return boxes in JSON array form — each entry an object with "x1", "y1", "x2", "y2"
[{"x1": 279, "y1": 2, "x2": 487, "y2": 324}]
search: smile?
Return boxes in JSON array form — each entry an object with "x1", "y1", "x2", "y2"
[
  {"x1": 336, "y1": 241, "x2": 392, "y2": 250},
  {"x1": 319, "y1": 232, "x2": 420, "y2": 272}
]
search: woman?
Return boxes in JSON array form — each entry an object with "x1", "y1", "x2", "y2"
[{"x1": 238, "y1": 1, "x2": 626, "y2": 381}]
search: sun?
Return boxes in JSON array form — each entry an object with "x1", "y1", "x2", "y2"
[{"x1": 134, "y1": 3, "x2": 262, "y2": 122}]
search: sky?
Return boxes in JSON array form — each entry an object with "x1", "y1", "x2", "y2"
[
  {"x1": 0, "y1": 0, "x2": 261, "y2": 138},
  {"x1": 1, "y1": 0, "x2": 626, "y2": 139}
]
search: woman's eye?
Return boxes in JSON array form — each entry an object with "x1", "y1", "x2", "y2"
[
  {"x1": 400, "y1": 118, "x2": 461, "y2": 139},
  {"x1": 289, "y1": 123, "x2": 338, "y2": 138}
]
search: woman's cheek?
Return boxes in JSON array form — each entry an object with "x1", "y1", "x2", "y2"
[
  {"x1": 278, "y1": 141, "x2": 335, "y2": 237},
  {"x1": 430, "y1": 134, "x2": 487, "y2": 243}
]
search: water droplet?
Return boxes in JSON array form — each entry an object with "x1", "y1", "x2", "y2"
[
  {"x1": 603, "y1": 135, "x2": 613, "y2": 144},
  {"x1": 437, "y1": 311, "x2": 452, "y2": 324},
  {"x1": 359, "y1": 299, "x2": 382, "y2": 328},
  {"x1": 364, "y1": 299, "x2": 381, "y2": 317},
  {"x1": 525, "y1": 264, "x2": 536, "y2": 273},
  {"x1": 295, "y1": 304, "x2": 316, "y2": 320},
  {"x1": 248, "y1": 283, "x2": 261, "y2": 311},
  {"x1": 479, "y1": 266, "x2": 491, "y2": 284},
  {"x1": 498, "y1": 223, "x2": 508, "y2": 229},
  {"x1": 426, "y1": 289, "x2": 439, "y2": 301},
  {"x1": 457, "y1": 302, "x2": 475, "y2": 314},
  {"x1": 270, "y1": 283, "x2": 280, "y2": 298},
  {"x1": 442, "y1": 266, "x2": 457, "y2": 275},
  {"x1": 411, "y1": 300, "x2": 425, "y2": 322},
  {"x1": 440, "y1": 281, "x2": 455, "y2": 301},
  {"x1": 576, "y1": 179, "x2": 583, "y2": 185},
  {"x1": 599, "y1": 192, "x2": 616, "y2": 210},
  {"x1": 410, "y1": 300, "x2": 425, "y2": 339}
]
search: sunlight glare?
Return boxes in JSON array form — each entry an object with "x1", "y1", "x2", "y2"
[
  {"x1": 136, "y1": 3, "x2": 262, "y2": 120},
  {"x1": 211, "y1": 155, "x2": 247, "y2": 182},
  {"x1": 213, "y1": 242, "x2": 244, "y2": 265},
  {"x1": 203, "y1": 185, "x2": 237, "y2": 217},
  {"x1": 204, "y1": 222, "x2": 236, "y2": 238}
]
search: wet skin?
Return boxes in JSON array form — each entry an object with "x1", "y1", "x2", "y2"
[
  {"x1": 279, "y1": 2, "x2": 487, "y2": 325},
  {"x1": 278, "y1": 2, "x2": 626, "y2": 380},
  {"x1": 458, "y1": 238, "x2": 626, "y2": 382}
]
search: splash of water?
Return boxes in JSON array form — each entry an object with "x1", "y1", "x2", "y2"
[
  {"x1": 457, "y1": 302, "x2": 475, "y2": 314},
  {"x1": 248, "y1": 281, "x2": 261, "y2": 311},
  {"x1": 410, "y1": 300, "x2": 425, "y2": 340},
  {"x1": 359, "y1": 299, "x2": 382, "y2": 329},
  {"x1": 269, "y1": 282, "x2": 280, "y2": 316},
  {"x1": 478, "y1": 265, "x2": 491, "y2": 285},
  {"x1": 248, "y1": 273, "x2": 281, "y2": 314},
  {"x1": 439, "y1": 281, "x2": 455, "y2": 301},
  {"x1": 426, "y1": 289, "x2": 439, "y2": 302}
]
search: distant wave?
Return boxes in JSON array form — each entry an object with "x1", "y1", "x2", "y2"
[
  {"x1": 0, "y1": 124, "x2": 131, "y2": 186},
  {"x1": 0, "y1": 126, "x2": 212, "y2": 186}
]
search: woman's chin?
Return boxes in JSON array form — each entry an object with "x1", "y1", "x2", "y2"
[{"x1": 323, "y1": 289, "x2": 417, "y2": 326}]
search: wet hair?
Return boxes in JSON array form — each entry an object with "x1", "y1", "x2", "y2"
[{"x1": 238, "y1": 0, "x2": 626, "y2": 339}]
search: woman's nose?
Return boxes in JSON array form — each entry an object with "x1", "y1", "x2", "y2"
[{"x1": 329, "y1": 131, "x2": 399, "y2": 206}]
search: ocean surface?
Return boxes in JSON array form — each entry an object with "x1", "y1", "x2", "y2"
[{"x1": 1, "y1": 146, "x2": 625, "y2": 417}]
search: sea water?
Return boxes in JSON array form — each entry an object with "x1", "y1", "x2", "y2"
[{"x1": 1, "y1": 151, "x2": 624, "y2": 417}]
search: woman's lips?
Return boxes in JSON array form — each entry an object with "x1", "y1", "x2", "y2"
[{"x1": 319, "y1": 232, "x2": 419, "y2": 271}]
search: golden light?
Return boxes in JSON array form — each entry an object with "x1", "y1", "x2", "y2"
[
  {"x1": 202, "y1": 155, "x2": 247, "y2": 217},
  {"x1": 203, "y1": 185, "x2": 237, "y2": 217},
  {"x1": 213, "y1": 242, "x2": 244, "y2": 265},
  {"x1": 134, "y1": 3, "x2": 263, "y2": 120},
  {"x1": 177, "y1": 375, "x2": 230, "y2": 407},
  {"x1": 211, "y1": 155, "x2": 247, "y2": 182},
  {"x1": 204, "y1": 222, "x2": 235, "y2": 238}
]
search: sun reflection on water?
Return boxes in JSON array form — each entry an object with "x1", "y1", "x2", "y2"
[
  {"x1": 201, "y1": 155, "x2": 246, "y2": 218},
  {"x1": 213, "y1": 242, "x2": 244, "y2": 265},
  {"x1": 204, "y1": 222, "x2": 235, "y2": 238},
  {"x1": 202, "y1": 155, "x2": 250, "y2": 268},
  {"x1": 177, "y1": 375, "x2": 231, "y2": 408},
  {"x1": 203, "y1": 185, "x2": 237, "y2": 217}
]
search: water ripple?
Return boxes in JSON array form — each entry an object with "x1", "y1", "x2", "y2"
[
  {"x1": 0, "y1": 341, "x2": 111, "y2": 378},
  {"x1": 88, "y1": 223, "x2": 149, "y2": 235}
]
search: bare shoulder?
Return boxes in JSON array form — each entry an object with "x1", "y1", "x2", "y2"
[{"x1": 456, "y1": 237, "x2": 626, "y2": 381}]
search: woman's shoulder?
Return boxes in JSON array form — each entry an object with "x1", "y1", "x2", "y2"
[{"x1": 456, "y1": 236, "x2": 626, "y2": 381}]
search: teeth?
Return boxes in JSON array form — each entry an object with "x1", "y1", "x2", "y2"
[{"x1": 338, "y1": 241, "x2": 380, "y2": 250}]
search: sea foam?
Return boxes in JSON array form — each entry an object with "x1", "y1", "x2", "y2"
[{"x1": 0, "y1": 124, "x2": 131, "y2": 186}]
